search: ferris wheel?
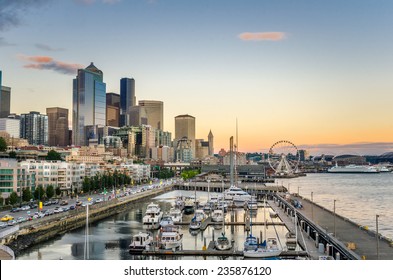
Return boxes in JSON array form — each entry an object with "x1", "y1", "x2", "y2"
[{"x1": 268, "y1": 140, "x2": 300, "y2": 175}]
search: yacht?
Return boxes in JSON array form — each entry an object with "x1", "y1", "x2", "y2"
[
  {"x1": 211, "y1": 209, "x2": 224, "y2": 223},
  {"x1": 168, "y1": 207, "x2": 182, "y2": 223},
  {"x1": 184, "y1": 198, "x2": 195, "y2": 215},
  {"x1": 175, "y1": 196, "x2": 185, "y2": 210},
  {"x1": 129, "y1": 232, "x2": 153, "y2": 253},
  {"x1": 215, "y1": 232, "x2": 232, "y2": 251},
  {"x1": 159, "y1": 224, "x2": 183, "y2": 250},
  {"x1": 245, "y1": 199, "x2": 258, "y2": 211},
  {"x1": 243, "y1": 238, "x2": 282, "y2": 258},
  {"x1": 189, "y1": 216, "x2": 202, "y2": 231},
  {"x1": 224, "y1": 185, "x2": 252, "y2": 202},
  {"x1": 142, "y1": 202, "x2": 163, "y2": 229},
  {"x1": 328, "y1": 164, "x2": 379, "y2": 173},
  {"x1": 194, "y1": 209, "x2": 207, "y2": 222},
  {"x1": 159, "y1": 215, "x2": 174, "y2": 227}
]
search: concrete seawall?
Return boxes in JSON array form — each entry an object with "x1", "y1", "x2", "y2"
[{"x1": 4, "y1": 185, "x2": 173, "y2": 256}]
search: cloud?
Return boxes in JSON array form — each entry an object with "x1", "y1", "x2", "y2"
[
  {"x1": 35, "y1": 43, "x2": 64, "y2": 52},
  {"x1": 238, "y1": 32, "x2": 286, "y2": 41},
  {"x1": 18, "y1": 54, "x2": 84, "y2": 75},
  {"x1": 0, "y1": 37, "x2": 15, "y2": 47},
  {"x1": 0, "y1": 0, "x2": 51, "y2": 32},
  {"x1": 297, "y1": 142, "x2": 393, "y2": 156}
]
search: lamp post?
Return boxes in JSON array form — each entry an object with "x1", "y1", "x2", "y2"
[
  {"x1": 333, "y1": 199, "x2": 337, "y2": 237},
  {"x1": 311, "y1": 192, "x2": 314, "y2": 221},
  {"x1": 207, "y1": 179, "x2": 210, "y2": 202},
  {"x1": 376, "y1": 214, "x2": 380, "y2": 260},
  {"x1": 297, "y1": 186, "x2": 301, "y2": 197}
]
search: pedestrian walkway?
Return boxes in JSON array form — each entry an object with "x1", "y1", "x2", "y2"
[
  {"x1": 283, "y1": 194, "x2": 393, "y2": 260},
  {"x1": 0, "y1": 245, "x2": 14, "y2": 260}
]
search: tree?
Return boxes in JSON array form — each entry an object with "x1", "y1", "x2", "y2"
[
  {"x1": 22, "y1": 188, "x2": 33, "y2": 202},
  {"x1": 46, "y1": 150, "x2": 62, "y2": 161},
  {"x1": 9, "y1": 192, "x2": 19, "y2": 205},
  {"x1": 46, "y1": 185, "x2": 55, "y2": 199},
  {"x1": 0, "y1": 137, "x2": 7, "y2": 152},
  {"x1": 9, "y1": 151, "x2": 17, "y2": 158},
  {"x1": 55, "y1": 186, "x2": 61, "y2": 196},
  {"x1": 82, "y1": 177, "x2": 91, "y2": 194},
  {"x1": 34, "y1": 186, "x2": 45, "y2": 201}
]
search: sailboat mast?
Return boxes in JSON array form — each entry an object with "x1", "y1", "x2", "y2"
[
  {"x1": 230, "y1": 136, "x2": 234, "y2": 186},
  {"x1": 263, "y1": 196, "x2": 266, "y2": 244}
]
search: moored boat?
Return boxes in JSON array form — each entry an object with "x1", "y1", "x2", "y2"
[
  {"x1": 129, "y1": 232, "x2": 153, "y2": 253},
  {"x1": 159, "y1": 224, "x2": 183, "y2": 250},
  {"x1": 142, "y1": 202, "x2": 163, "y2": 229},
  {"x1": 328, "y1": 164, "x2": 379, "y2": 173}
]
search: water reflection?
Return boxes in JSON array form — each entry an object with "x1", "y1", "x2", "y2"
[{"x1": 18, "y1": 190, "x2": 288, "y2": 260}]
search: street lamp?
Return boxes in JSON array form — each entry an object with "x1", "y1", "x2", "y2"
[
  {"x1": 311, "y1": 192, "x2": 314, "y2": 221},
  {"x1": 297, "y1": 186, "x2": 301, "y2": 197},
  {"x1": 376, "y1": 214, "x2": 380, "y2": 260},
  {"x1": 333, "y1": 199, "x2": 337, "y2": 237}
]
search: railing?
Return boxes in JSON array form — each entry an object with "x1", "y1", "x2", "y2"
[
  {"x1": 0, "y1": 244, "x2": 15, "y2": 259},
  {"x1": 0, "y1": 225, "x2": 19, "y2": 239}
]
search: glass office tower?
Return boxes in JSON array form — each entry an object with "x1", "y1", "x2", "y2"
[
  {"x1": 120, "y1": 77, "x2": 136, "y2": 127},
  {"x1": 72, "y1": 63, "x2": 106, "y2": 146}
]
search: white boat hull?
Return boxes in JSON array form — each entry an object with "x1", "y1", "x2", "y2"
[{"x1": 243, "y1": 249, "x2": 282, "y2": 258}]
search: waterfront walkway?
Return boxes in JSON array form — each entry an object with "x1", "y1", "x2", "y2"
[{"x1": 285, "y1": 194, "x2": 393, "y2": 260}]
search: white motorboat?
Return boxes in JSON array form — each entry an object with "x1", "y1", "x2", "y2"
[
  {"x1": 184, "y1": 198, "x2": 195, "y2": 215},
  {"x1": 224, "y1": 185, "x2": 252, "y2": 202},
  {"x1": 215, "y1": 232, "x2": 232, "y2": 251},
  {"x1": 245, "y1": 200, "x2": 258, "y2": 211},
  {"x1": 194, "y1": 209, "x2": 207, "y2": 222},
  {"x1": 159, "y1": 224, "x2": 183, "y2": 250},
  {"x1": 129, "y1": 232, "x2": 153, "y2": 253},
  {"x1": 168, "y1": 207, "x2": 182, "y2": 223},
  {"x1": 160, "y1": 215, "x2": 174, "y2": 227},
  {"x1": 211, "y1": 209, "x2": 224, "y2": 223},
  {"x1": 189, "y1": 216, "x2": 202, "y2": 230},
  {"x1": 328, "y1": 164, "x2": 379, "y2": 173},
  {"x1": 175, "y1": 196, "x2": 185, "y2": 210},
  {"x1": 243, "y1": 238, "x2": 282, "y2": 258},
  {"x1": 142, "y1": 202, "x2": 163, "y2": 229}
]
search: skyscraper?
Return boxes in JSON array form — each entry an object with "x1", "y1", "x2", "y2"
[
  {"x1": 120, "y1": 77, "x2": 136, "y2": 127},
  {"x1": 208, "y1": 130, "x2": 214, "y2": 156},
  {"x1": 46, "y1": 107, "x2": 69, "y2": 147},
  {"x1": 138, "y1": 100, "x2": 164, "y2": 130},
  {"x1": 20, "y1": 111, "x2": 48, "y2": 145},
  {"x1": 106, "y1": 92, "x2": 120, "y2": 127},
  {"x1": 175, "y1": 114, "x2": 196, "y2": 159},
  {"x1": 73, "y1": 63, "x2": 106, "y2": 146},
  {"x1": 0, "y1": 70, "x2": 11, "y2": 118}
]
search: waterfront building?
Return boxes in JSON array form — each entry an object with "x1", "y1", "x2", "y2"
[
  {"x1": 0, "y1": 159, "x2": 35, "y2": 199},
  {"x1": 73, "y1": 63, "x2": 106, "y2": 146},
  {"x1": 65, "y1": 145, "x2": 111, "y2": 163},
  {"x1": 195, "y1": 139, "x2": 210, "y2": 159},
  {"x1": 0, "y1": 117, "x2": 20, "y2": 138},
  {"x1": 46, "y1": 107, "x2": 69, "y2": 147},
  {"x1": 106, "y1": 92, "x2": 120, "y2": 127},
  {"x1": 20, "y1": 111, "x2": 48, "y2": 146},
  {"x1": 175, "y1": 137, "x2": 193, "y2": 162},
  {"x1": 138, "y1": 100, "x2": 164, "y2": 130},
  {"x1": 120, "y1": 77, "x2": 136, "y2": 127},
  {"x1": 174, "y1": 114, "x2": 195, "y2": 160},
  {"x1": 119, "y1": 162, "x2": 150, "y2": 183}
]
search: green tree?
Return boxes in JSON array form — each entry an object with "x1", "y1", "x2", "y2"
[
  {"x1": 55, "y1": 186, "x2": 61, "y2": 196},
  {"x1": 46, "y1": 185, "x2": 55, "y2": 199},
  {"x1": 82, "y1": 177, "x2": 91, "y2": 194},
  {"x1": 46, "y1": 150, "x2": 62, "y2": 161},
  {"x1": 0, "y1": 137, "x2": 7, "y2": 152},
  {"x1": 34, "y1": 186, "x2": 45, "y2": 201},
  {"x1": 22, "y1": 188, "x2": 33, "y2": 202},
  {"x1": 8, "y1": 151, "x2": 17, "y2": 158},
  {"x1": 9, "y1": 191, "x2": 19, "y2": 205}
]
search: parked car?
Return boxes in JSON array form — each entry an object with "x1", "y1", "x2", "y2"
[
  {"x1": 16, "y1": 216, "x2": 26, "y2": 223},
  {"x1": 60, "y1": 200, "x2": 68, "y2": 206},
  {"x1": 75, "y1": 201, "x2": 83, "y2": 207},
  {"x1": 1, "y1": 215, "x2": 14, "y2": 222},
  {"x1": 0, "y1": 222, "x2": 7, "y2": 228},
  {"x1": 10, "y1": 208, "x2": 20, "y2": 213},
  {"x1": 7, "y1": 220, "x2": 17, "y2": 226},
  {"x1": 69, "y1": 205, "x2": 76, "y2": 210}
]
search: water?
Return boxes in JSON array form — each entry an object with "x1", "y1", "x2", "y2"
[
  {"x1": 278, "y1": 173, "x2": 393, "y2": 239},
  {"x1": 18, "y1": 173, "x2": 393, "y2": 259},
  {"x1": 17, "y1": 190, "x2": 287, "y2": 260}
]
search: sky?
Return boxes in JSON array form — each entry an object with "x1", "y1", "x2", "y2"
[{"x1": 1, "y1": 0, "x2": 393, "y2": 155}]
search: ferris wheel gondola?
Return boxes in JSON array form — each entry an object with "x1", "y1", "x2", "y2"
[{"x1": 268, "y1": 140, "x2": 300, "y2": 175}]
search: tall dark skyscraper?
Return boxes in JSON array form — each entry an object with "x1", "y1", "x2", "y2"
[
  {"x1": 72, "y1": 63, "x2": 106, "y2": 146},
  {"x1": 0, "y1": 70, "x2": 11, "y2": 118},
  {"x1": 106, "y1": 92, "x2": 120, "y2": 127},
  {"x1": 20, "y1": 111, "x2": 48, "y2": 145},
  {"x1": 120, "y1": 77, "x2": 136, "y2": 127},
  {"x1": 46, "y1": 107, "x2": 69, "y2": 147}
]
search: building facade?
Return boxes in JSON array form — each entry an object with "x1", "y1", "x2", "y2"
[
  {"x1": 120, "y1": 78, "x2": 136, "y2": 127},
  {"x1": 0, "y1": 159, "x2": 35, "y2": 199},
  {"x1": 106, "y1": 92, "x2": 120, "y2": 127},
  {"x1": 73, "y1": 63, "x2": 106, "y2": 146},
  {"x1": 174, "y1": 114, "x2": 195, "y2": 159},
  {"x1": 0, "y1": 117, "x2": 20, "y2": 139},
  {"x1": 20, "y1": 111, "x2": 48, "y2": 145},
  {"x1": 46, "y1": 107, "x2": 69, "y2": 147},
  {"x1": 138, "y1": 100, "x2": 164, "y2": 130},
  {"x1": 0, "y1": 86, "x2": 11, "y2": 119}
]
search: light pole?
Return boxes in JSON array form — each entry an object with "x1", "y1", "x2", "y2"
[
  {"x1": 297, "y1": 186, "x2": 301, "y2": 197},
  {"x1": 207, "y1": 179, "x2": 210, "y2": 202},
  {"x1": 376, "y1": 214, "x2": 380, "y2": 260},
  {"x1": 333, "y1": 199, "x2": 337, "y2": 237},
  {"x1": 311, "y1": 192, "x2": 314, "y2": 221}
]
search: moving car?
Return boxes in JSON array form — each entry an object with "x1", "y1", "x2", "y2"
[{"x1": 1, "y1": 215, "x2": 14, "y2": 222}]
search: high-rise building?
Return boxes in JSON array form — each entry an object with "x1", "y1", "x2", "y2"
[
  {"x1": 0, "y1": 117, "x2": 20, "y2": 138},
  {"x1": 73, "y1": 63, "x2": 106, "y2": 146},
  {"x1": 175, "y1": 114, "x2": 195, "y2": 159},
  {"x1": 130, "y1": 105, "x2": 148, "y2": 127},
  {"x1": 208, "y1": 130, "x2": 214, "y2": 156},
  {"x1": 106, "y1": 92, "x2": 120, "y2": 127},
  {"x1": 20, "y1": 111, "x2": 48, "y2": 145},
  {"x1": 138, "y1": 100, "x2": 164, "y2": 130},
  {"x1": 46, "y1": 107, "x2": 69, "y2": 147},
  {"x1": 0, "y1": 70, "x2": 11, "y2": 118},
  {"x1": 120, "y1": 78, "x2": 136, "y2": 127}
]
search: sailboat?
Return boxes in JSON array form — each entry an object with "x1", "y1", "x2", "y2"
[
  {"x1": 243, "y1": 196, "x2": 258, "y2": 251},
  {"x1": 243, "y1": 197, "x2": 282, "y2": 258},
  {"x1": 215, "y1": 136, "x2": 234, "y2": 251}
]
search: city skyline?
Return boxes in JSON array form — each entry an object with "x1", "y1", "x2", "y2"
[{"x1": 1, "y1": 1, "x2": 393, "y2": 154}]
